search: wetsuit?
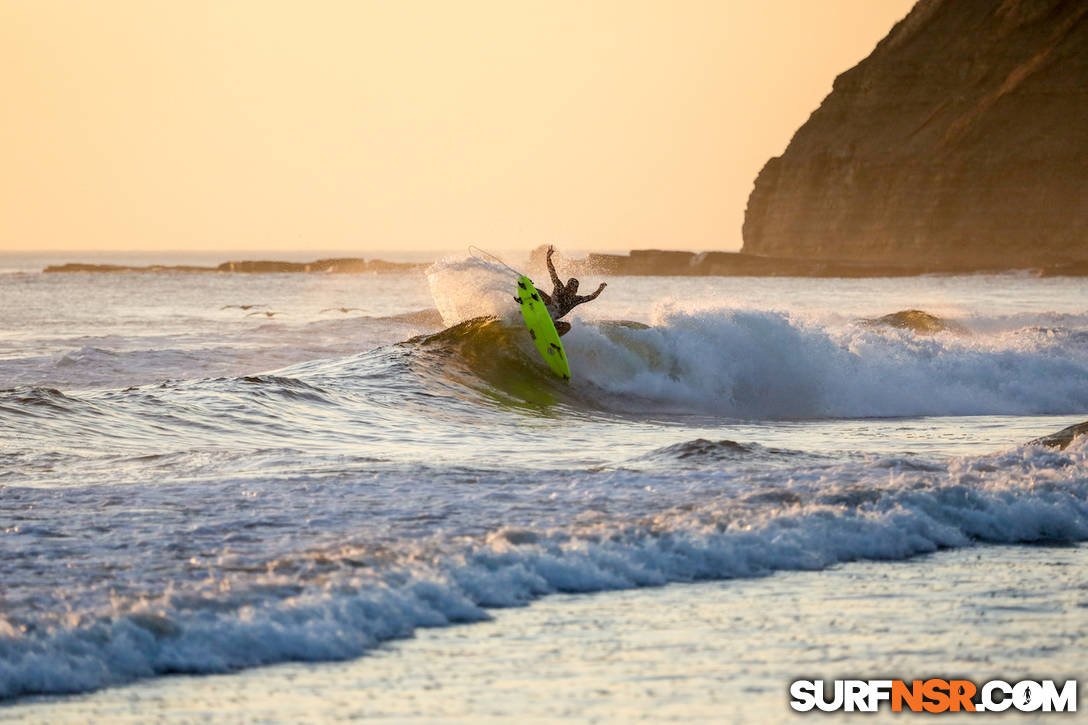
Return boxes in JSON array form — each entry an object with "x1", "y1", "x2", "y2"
[{"x1": 537, "y1": 251, "x2": 606, "y2": 337}]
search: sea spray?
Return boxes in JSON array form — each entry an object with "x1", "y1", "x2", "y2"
[{"x1": 426, "y1": 256, "x2": 523, "y2": 327}]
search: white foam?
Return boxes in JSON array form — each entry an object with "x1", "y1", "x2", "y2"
[
  {"x1": 3, "y1": 439, "x2": 1086, "y2": 700},
  {"x1": 557, "y1": 308, "x2": 1088, "y2": 418}
]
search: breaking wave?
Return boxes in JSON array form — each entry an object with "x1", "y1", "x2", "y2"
[
  {"x1": 2, "y1": 438, "x2": 1087, "y2": 699},
  {"x1": 407, "y1": 307, "x2": 1088, "y2": 419}
]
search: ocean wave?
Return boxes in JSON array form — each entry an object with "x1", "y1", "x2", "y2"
[
  {"x1": 0, "y1": 311, "x2": 442, "y2": 391},
  {"x1": 2, "y1": 438, "x2": 1086, "y2": 700},
  {"x1": 4, "y1": 308, "x2": 1087, "y2": 470},
  {"x1": 6, "y1": 306, "x2": 1086, "y2": 443},
  {"x1": 567, "y1": 308, "x2": 1088, "y2": 418},
  {"x1": 403, "y1": 307, "x2": 1088, "y2": 419},
  {"x1": 379, "y1": 308, "x2": 445, "y2": 327},
  {"x1": 958, "y1": 310, "x2": 1088, "y2": 335}
]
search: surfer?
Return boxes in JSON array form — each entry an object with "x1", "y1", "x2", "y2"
[{"x1": 538, "y1": 246, "x2": 606, "y2": 336}]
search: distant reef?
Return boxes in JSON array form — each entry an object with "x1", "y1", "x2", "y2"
[
  {"x1": 742, "y1": 0, "x2": 1088, "y2": 270},
  {"x1": 43, "y1": 258, "x2": 427, "y2": 274},
  {"x1": 42, "y1": 247, "x2": 1088, "y2": 277}
]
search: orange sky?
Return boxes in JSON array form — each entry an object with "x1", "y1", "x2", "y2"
[{"x1": 1, "y1": 0, "x2": 916, "y2": 254}]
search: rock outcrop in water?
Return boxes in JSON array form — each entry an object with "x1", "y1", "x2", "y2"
[
  {"x1": 43, "y1": 263, "x2": 218, "y2": 273},
  {"x1": 861, "y1": 309, "x2": 967, "y2": 335},
  {"x1": 44, "y1": 258, "x2": 426, "y2": 274},
  {"x1": 742, "y1": 0, "x2": 1088, "y2": 270},
  {"x1": 1029, "y1": 421, "x2": 1088, "y2": 450}
]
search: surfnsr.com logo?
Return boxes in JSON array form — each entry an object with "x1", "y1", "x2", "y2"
[{"x1": 789, "y1": 679, "x2": 1077, "y2": 713}]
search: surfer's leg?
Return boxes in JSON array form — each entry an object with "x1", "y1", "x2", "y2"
[{"x1": 555, "y1": 320, "x2": 571, "y2": 337}]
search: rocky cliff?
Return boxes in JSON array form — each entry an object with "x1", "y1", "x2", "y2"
[{"x1": 742, "y1": 0, "x2": 1088, "y2": 269}]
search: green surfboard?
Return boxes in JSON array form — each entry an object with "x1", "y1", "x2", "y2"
[{"x1": 515, "y1": 275, "x2": 570, "y2": 380}]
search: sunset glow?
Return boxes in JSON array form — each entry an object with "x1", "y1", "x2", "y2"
[{"x1": 2, "y1": 0, "x2": 914, "y2": 253}]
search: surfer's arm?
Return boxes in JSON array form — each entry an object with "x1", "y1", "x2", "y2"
[
  {"x1": 546, "y1": 247, "x2": 562, "y2": 290},
  {"x1": 538, "y1": 288, "x2": 553, "y2": 305},
  {"x1": 573, "y1": 283, "x2": 607, "y2": 306}
]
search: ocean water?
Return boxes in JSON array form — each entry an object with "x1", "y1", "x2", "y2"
[
  {"x1": 1, "y1": 255, "x2": 1087, "y2": 712},
  {"x1": 12, "y1": 544, "x2": 1085, "y2": 723}
]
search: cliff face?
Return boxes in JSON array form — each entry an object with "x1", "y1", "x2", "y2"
[{"x1": 742, "y1": 0, "x2": 1088, "y2": 268}]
